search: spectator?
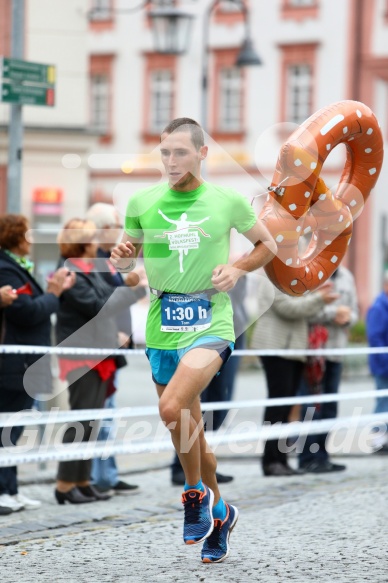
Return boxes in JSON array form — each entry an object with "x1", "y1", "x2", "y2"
[
  {"x1": 54, "y1": 218, "x2": 141, "y2": 504},
  {"x1": 0, "y1": 213, "x2": 74, "y2": 512},
  {"x1": 250, "y1": 279, "x2": 337, "y2": 477},
  {"x1": 86, "y1": 203, "x2": 147, "y2": 494},
  {"x1": 0, "y1": 284, "x2": 18, "y2": 515},
  {"x1": 298, "y1": 266, "x2": 359, "y2": 472},
  {"x1": 366, "y1": 272, "x2": 388, "y2": 454}
]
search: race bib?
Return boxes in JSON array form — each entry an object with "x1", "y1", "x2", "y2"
[{"x1": 161, "y1": 293, "x2": 212, "y2": 332}]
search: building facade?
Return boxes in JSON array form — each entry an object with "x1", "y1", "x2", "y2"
[
  {"x1": 0, "y1": 0, "x2": 97, "y2": 282},
  {"x1": 0, "y1": 0, "x2": 387, "y2": 311},
  {"x1": 87, "y1": 0, "x2": 388, "y2": 314}
]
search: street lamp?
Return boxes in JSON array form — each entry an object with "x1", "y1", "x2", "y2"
[
  {"x1": 147, "y1": 0, "x2": 262, "y2": 129},
  {"x1": 89, "y1": 0, "x2": 262, "y2": 135},
  {"x1": 200, "y1": 0, "x2": 262, "y2": 129},
  {"x1": 236, "y1": 38, "x2": 263, "y2": 67},
  {"x1": 148, "y1": 8, "x2": 195, "y2": 55},
  {"x1": 89, "y1": 1, "x2": 195, "y2": 56}
]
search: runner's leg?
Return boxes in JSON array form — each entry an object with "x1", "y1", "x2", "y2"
[{"x1": 156, "y1": 347, "x2": 222, "y2": 502}]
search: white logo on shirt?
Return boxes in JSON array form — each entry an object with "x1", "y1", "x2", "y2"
[{"x1": 155, "y1": 209, "x2": 210, "y2": 273}]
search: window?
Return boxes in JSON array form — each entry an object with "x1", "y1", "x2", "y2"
[
  {"x1": 214, "y1": 0, "x2": 246, "y2": 24},
  {"x1": 210, "y1": 49, "x2": 245, "y2": 137},
  {"x1": 279, "y1": 43, "x2": 318, "y2": 124},
  {"x1": 89, "y1": 0, "x2": 112, "y2": 21},
  {"x1": 281, "y1": 0, "x2": 319, "y2": 20},
  {"x1": 288, "y1": 0, "x2": 315, "y2": 5},
  {"x1": 150, "y1": 70, "x2": 174, "y2": 133},
  {"x1": 218, "y1": 68, "x2": 243, "y2": 132},
  {"x1": 89, "y1": 55, "x2": 114, "y2": 139},
  {"x1": 91, "y1": 74, "x2": 110, "y2": 133},
  {"x1": 287, "y1": 64, "x2": 313, "y2": 124},
  {"x1": 217, "y1": 0, "x2": 242, "y2": 12},
  {"x1": 143, "y1": 53, "x2": 176, "y2": 140}
]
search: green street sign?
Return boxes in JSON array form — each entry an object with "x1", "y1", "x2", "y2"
[
  {"x1": 0, "y1": 57, "x2": 56, "y2": 85},
  {"x1": 0, "y1": 81, "x2": 55, "y2": 106}
]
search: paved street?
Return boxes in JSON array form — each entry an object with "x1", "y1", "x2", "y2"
[
  {"x1": 1, "y1": 362, "x2": 387, "y2": 581},
  {"x1": 0, "y1": 455, "x2": 387, "y2": 582}
]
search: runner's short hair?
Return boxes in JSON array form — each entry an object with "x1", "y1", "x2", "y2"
[{"x1": 161, "y1": 118, "x2": 204, "y2": 150}]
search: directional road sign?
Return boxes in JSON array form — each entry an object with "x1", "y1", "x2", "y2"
[
  {"x1": 0, "y1": 81, "x2": 55, "y2": 106},
  {"x1": 0, "y1": 57, "x2": 55, "y2": 85},
  {"x1": 0, "y1": 57, "x2": 56, "y2": 106}
]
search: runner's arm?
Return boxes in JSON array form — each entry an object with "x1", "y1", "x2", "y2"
[
  {"x1": 110, "y1": 232, "x2": 143, "y2": 273},
  {"x1": 234, "y1": 219, "x2": 277, "y2": 272},
  {"x1": 211, "y1": 219, "x2": 276, "y2": 292}
]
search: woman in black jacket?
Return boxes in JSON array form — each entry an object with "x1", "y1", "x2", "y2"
[
  {"x1": 54, "y1": 218, "x2": 137, "y2": 504},
  {"x1": 0, "y1": 213, "x2": 74, "y2": 513}
]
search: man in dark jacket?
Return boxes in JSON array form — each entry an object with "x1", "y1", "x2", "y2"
[{"x1": 366, "y1": 273, "x2": 388, "y2": 454}]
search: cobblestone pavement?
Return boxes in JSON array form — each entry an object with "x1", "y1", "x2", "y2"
[{"x1": 0, "y1": 454, "x2": 387, "y2": 583}]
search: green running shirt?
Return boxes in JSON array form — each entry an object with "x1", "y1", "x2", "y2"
[{"x1": 125, "y1": 182, "x2": 256, "y2": 349}]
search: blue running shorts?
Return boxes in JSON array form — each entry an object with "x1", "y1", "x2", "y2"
[{"x1": 145, "y1": 336, "x2": 234, "y2": 386}]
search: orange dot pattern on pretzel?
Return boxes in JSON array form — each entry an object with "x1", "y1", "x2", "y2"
[{"x1": 259, "y1": 100, "x2": 384, "y2": 296}]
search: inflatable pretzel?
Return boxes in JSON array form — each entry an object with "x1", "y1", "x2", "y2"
[{"x1": 259, "y1": 100, "x2": 384, "y2": 296}]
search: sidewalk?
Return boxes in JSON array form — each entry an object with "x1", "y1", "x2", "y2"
[{"x1": 1, "y1": 454, "x2": 387, "y2": 582}]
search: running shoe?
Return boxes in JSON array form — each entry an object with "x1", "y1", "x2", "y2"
[
  {"x1": 201, "y1": 503, "x2": 239, "y2": 563},
  {"x1": 182, "y1": 484, "x2": 214, "y2": 545}
]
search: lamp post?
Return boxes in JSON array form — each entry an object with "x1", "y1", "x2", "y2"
[
  {"x1": 90, "y1": 1, "x2": 262, "y2": 131},
  {"x1": 148, "y1": 0, "x2": 262, "y2": 131},
  {"x1": 200, "y1": 0, "x2": 262, "y2": 130},
  {"x1": 90, "y1": 0, "x2": 262, "y2": 144},
  {"x1": 7, "y1": 0, "x2": 25, "y2": 213},
  {"x1": 148, "y1": 7, "x2": 195, "y2": 55}
]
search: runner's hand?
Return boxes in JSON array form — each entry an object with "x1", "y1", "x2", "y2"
[
  {"x1": 125, "y1": 266, "x2": 148, "y2": 288},
  {"x1": 211, "y1": 264, "x2": 244, "y2": 292},
  {"x1": 110, "y1": 241, "x2": 136, "y2": 271}
]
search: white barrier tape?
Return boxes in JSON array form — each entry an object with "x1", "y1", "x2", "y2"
[
  {"x1": 1, "y1": 390, "x2": 388, "y2": 428},
  {"x1": 1, "y1": 345, "x2": 388, "y2": 357},
  {"x1": 0, "y1": 345, "x2": 144, "y2": 356},
  {"x1": 0, "y1": 412, "x2": 387, "y2": 467}
]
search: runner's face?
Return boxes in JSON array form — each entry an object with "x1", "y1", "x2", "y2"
[{"x1": 160, "y1": 131, "x2": 207, "y2": 191}]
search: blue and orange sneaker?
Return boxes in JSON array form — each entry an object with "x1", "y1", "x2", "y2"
[
  {"x1": 201, "y1": 503, "x2": 239, "y2": 563},
  {"x1": 182, "y1": 485, "x2": 214, "y2": 545}
]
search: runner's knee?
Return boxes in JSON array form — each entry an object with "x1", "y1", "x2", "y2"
[{"x1": 159, "y1": 397, "x2": 182, "y2": 426}]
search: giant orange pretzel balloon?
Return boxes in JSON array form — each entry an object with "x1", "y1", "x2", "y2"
[{"x1": 260, "y1": 100, "x2": 384, "y2": 295}]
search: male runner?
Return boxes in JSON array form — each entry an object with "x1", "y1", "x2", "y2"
[{"x1": 110, "y1": 118, "x2": 276, "y2": 563}]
